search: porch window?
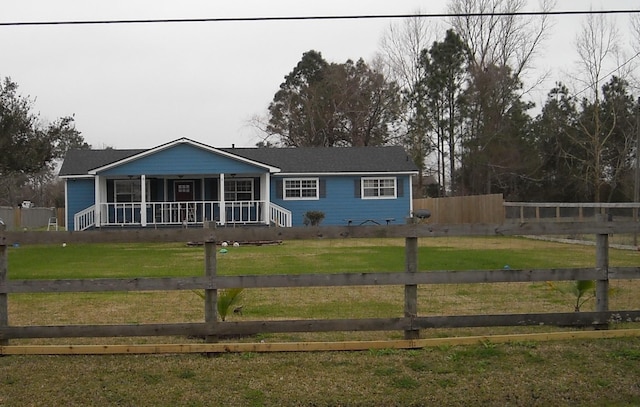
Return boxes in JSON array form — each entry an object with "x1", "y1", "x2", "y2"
[
  {"x1": 224, "y1": 179, "x2": 253, "y2": 201},
  {"x1": 361, "y1": 177, "x2": 396, "y2": 199},
  {"x1": 114, "y1": 179, "x2": 150, "y2": 202},
  {"x1": 284, "y1": 178, "x2": 318, "y2": 200}
]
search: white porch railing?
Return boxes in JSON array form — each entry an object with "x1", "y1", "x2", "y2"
[
  {"x1": 74, "y1": 205, "x2": 95, "y2": 231},
  {"x1": 74, "y1": 201, "x2": 291, "y2": 230},
  {"x1": 95, "y1": 200, "x2": 269, "y2": 227},
  {"x1": 270, "y1": 203, "x2": 292, "y2": 227}
]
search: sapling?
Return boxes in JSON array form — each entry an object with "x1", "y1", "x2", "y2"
[{"x1": 546, "y1": 280, "x2": 595, "y2": 312}]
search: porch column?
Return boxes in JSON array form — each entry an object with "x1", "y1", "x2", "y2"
[
  {"x1": 262, "y1": 173, "x2": 270, "y2": 225},
  {"x1": 94, "y1": 175, "x2": 101, "y2": 227},
  {"x1": 219, "y1": 173, "x2": 225, "y2": 226},
  {"x1": 140, "y1": 174, "x2": 147, "y2": 227}
]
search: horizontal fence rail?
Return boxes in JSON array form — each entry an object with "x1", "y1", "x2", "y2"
[
  {"x1": 4, "y1": 220, "x2": 640, "y2": 245},
  {"x1": 0, "y1": 217, "x2": 639, "y2": 345},
  {"x1": 3, "y1": 267, "x2": 638, "y2": 294}
]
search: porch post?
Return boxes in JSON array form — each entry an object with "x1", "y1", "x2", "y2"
[
  {"x1": 140, "y1": 174, "x2": 147, "y2": 227},
  {"x1": 262, "y1": 173, "x2": 270, "y2": 225},
  {"x1": 94, "y1": 175, "x2": 101, "y2": 227},
  {"x1": 219, "y1": 173, "x2": 226, "y2": 226}
]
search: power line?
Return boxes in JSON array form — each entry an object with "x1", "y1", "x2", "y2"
[
  {"x1": 0, "y1": 9, "x2": 639, "y2": 27},
  {"x1": 573, "y1": 50, "x2": 640, "y2": 98}
]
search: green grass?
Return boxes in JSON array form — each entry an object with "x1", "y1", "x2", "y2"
[
  {"x1": 7, "y1": 236, "x2": 638, "y2": 280},
  {"x1": 2, "y1": 237, "x2": 640, "y2": 405},
  {"x1": 6, "y1": 236, "x2": 640, "y2": 323}
]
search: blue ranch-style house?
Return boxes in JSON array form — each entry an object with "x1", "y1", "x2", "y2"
[{"x1": 59, "y1": 138, "x2": 418, "y2": 231}]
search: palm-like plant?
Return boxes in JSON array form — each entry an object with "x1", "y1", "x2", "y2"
[
  {"x1": 546, "y1": 280, "x2": 595, "y2": 312},
  {"x1": 217, "y1": 288, "x2": 244, "y2": 321},
  {"x1": 192, "y1": 288, "x2": 244, "y2": 321}
]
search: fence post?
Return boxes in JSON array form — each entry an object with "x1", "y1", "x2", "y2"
[
  {"x1": 0, "y1": 225, "x2": 7, "y2": 346},
  {"x1": 595, "y1": 214, "x2": 609, "y2": 329},
  {"x1": 404, "y1": 236, "x2": 419, "y2": 340},
  {"x1": 204, "y1": 240, "x2": 218, "y2": 343}
]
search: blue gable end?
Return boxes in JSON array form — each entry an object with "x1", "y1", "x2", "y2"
[{"x1": 98, "y1": 143, "x2": 267, "y2": 176}]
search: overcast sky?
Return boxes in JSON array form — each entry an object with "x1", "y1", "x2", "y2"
[{"x1": 2, "y1": 1, "x2": 638, "y2": 149}]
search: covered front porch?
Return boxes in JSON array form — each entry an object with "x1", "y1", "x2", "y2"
[{"x1": 74, "y1": 173, "x2": 291, "y2": 230}]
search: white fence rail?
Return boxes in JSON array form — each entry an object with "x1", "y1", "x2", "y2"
[
  {"x1": 74, "y1": 205, "x2": 95, "y2": 231},
  {"x1": 269, "y1": 203, "x2": 292, "y2": 227}
]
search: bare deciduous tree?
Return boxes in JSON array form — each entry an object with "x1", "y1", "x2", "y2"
[
  {"x1": 447, "y1": 0, "x2": 554, "y2": 81},
  {"x1": 572, "y1": 12, "x2": 622, "y2": 202},
  {"x1": 378, "y1": 14, "x2": 439, "y2": 196},
  {"x1": 378, "y1": 13, "x2": 438, "y2": 93}
]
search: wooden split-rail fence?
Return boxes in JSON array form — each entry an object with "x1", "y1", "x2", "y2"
[{"x1": 1, "y1": 216, "x2": 640, "y2": 348}]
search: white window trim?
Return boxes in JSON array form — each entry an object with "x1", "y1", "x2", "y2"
[
  {"x1": 283, "y1": 177, "x2": 320, "y2": 200},
  {"x1": 361, "y1": 177, "x2": 397, "y2": 200},
  {"x1": 114, "y1": 179, "x2": 151, "y2": 202},
  {"x1": 224, "y1": 178, "x2": 254, "y2": 202}
]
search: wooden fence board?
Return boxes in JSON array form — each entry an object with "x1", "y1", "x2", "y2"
[
  {"x1": 0, "y1": 267, "x2": 617, "y2": 294},
  {"x1": 4, "y1": 221, "x2": 640, "y2": 245},
  {"x1": 3, "y1": 311, "x2": 639, "y2": 339},
  {"x1": 5, "y1": 329, "x2": 640, "y2": 355},
  {"x1": 1, "y1": 276, "x2": 211, "y2": 293}
]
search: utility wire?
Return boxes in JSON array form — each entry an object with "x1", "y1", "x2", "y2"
[
  {"x1": 573, "y1": 50, "x2": 640, "y2": 98},
  {"x1": 0, "y1": 9, "x2": 639, "y2": 27}
]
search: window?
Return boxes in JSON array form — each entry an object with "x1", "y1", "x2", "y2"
[
  {"x1": 114, "y1": 179, "x2": 150, "y2": 203},
  {"x1": 225, "y1": 179, "x2": 253, "y2": 201},
  {"x1": 362, "y1": 177, "x2": 396, "y2": 199},
  {"x1": 284, "y1": 178, "x2": 319, "y2": 200}
]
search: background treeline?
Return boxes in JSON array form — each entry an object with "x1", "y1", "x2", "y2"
[
  {"x1": 259, "y1": 0, "x2": 640, "y2": 203},
  {"x1": 3, "y1": 0, "x2": 639, "y2": 206}
]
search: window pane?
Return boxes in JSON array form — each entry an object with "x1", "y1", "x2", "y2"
[
  {"x1": 362, "y1": 177, "x2": 395, "y2": 199},
  {"x1": 284, "y1": 178, "x2": 317, "y2": 199},
  {"x1": 225, "y1": 179, "x2": 253, "y2": 201}
]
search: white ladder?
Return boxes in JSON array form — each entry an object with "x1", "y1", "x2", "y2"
[{"x1": 47, "y1": 217, "x2": 58, "y2": 231}]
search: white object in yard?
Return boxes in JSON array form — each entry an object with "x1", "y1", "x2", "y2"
[
  {"x1": 221, "y1": 241, "x2": 228, "y2": 247},
  {"x1": 47, "y1": 217, "x2": 58, "y2": 231},
  {"x1": 62, "y1": 243, "x2": 67, "y2": 247},
  {"x1": 233, "y1": 241, "x2": 240, "y2": 247}
]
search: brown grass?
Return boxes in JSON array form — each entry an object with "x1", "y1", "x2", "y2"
[{"x1": 2, "y1": 237, "x2": 640, "y2": 405}]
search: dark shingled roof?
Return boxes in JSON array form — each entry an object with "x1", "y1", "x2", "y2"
[
  {"x1": 59, "y1": 149, "x2": 144, "y2": 176},
  {"x1": 59, "y1": 144, "x2": 418, "y2": 176},
  {"x1": 220, "y1": 146, "x2": 418, "y2": 173}
]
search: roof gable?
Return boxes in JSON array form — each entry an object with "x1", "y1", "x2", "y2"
[
  {"x1": 91, "y1": 138, "x2": 280, "y2": 175},
  {"x1": 59, "y1": 138, "x2": 280, "y2": 177}
]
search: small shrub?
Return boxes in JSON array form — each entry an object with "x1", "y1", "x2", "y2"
[{"x1": 303, "y1": 210, "x2": 325, "y2": 226}]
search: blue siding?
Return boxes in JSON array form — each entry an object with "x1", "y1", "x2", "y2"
[
  {"x1": 99, "y1": 144, "x2": 267, "y2": 176},
  {"x1": 271, "y1": 175, "x2": 412, "y2": 226},
  {"x1": 66, "y1": 178, "x2": 95, "y2": 231}
]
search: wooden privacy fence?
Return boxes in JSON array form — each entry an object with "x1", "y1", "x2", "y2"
[
  {"x1": 413, "y1": 194, "x2": 505, "y2": 224},
  {"x1": 0, "y1": 207, "x2": 65, "y2": 231},
  {"x1": 1, "y1": 218, "x2": 640, "y2": 348}
]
